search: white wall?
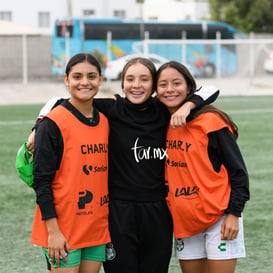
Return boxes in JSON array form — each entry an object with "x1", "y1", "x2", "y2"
[
  {"x1": 0, "y1": 0, "x2": 210, "y2": 35},
  {"x1": 71, "y1": 0, "x2": 138, "y2": 18},
  {"x1": 0, "y1": 0, "x2": 138, "y2": 35},
  {"x1": 0, "y1": 0, "x2": 67, "y2": 35},
  {"x1": 144, "y1": 0, "x2": 209, "y2": 21}
]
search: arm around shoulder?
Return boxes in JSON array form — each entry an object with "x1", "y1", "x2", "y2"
[
  {"x1": 190, "y1": 85, "x2": 220, "y2": 108},
  {"x1": 170, "y1": 86, "x2": 220, "y2": 128}
]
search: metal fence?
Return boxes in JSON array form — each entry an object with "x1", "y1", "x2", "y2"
[
  {"x1": 1, "y1": 34, "x2": 273, "y2": 83},
  {"x1": 133, "y1": 33, "x2": 273, "y2": 78}
]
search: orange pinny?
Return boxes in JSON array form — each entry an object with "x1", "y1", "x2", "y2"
[
  {"x1": 165, "y1": 112, "x2": 232, "y2": 238},
  {"x1": 31, "y1": 105, "x2": 110, "y2": 249}
]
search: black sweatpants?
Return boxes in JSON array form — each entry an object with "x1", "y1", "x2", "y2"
[{"x1": 103, "y1": 199, "x2": 173, "y2": 273}]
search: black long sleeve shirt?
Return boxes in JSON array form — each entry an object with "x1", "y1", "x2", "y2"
[
  {"x1": 34, "y1": 89, "x2": 249, "y2": 221},
  {"x1": 207, "y1": 128, "x2": 249, "y2": 216}
]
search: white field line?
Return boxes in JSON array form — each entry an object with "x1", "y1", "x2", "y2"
[
  {"x1": 228, "y1": 108, "x2": 273, "y2": 114},
  {"x1": 249, "y1": 168, "x2": 273, "y2": 175},
  {"x1": 0, "y1": 120, "x2": 34, "y2": 126}
]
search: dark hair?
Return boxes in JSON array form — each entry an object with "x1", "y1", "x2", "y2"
[
  {"x1": 156, "y1": 61, "x2": 197, "y2": 96},
  {"x1": 156, "y1": 61, "x2": 239, "y2": 139},
  {"x1": 65, "y1": 53, "x2": 102, "y2": 76},
  {"x1": 121, "y1": 57, "x2": 157, "y2": 91}
]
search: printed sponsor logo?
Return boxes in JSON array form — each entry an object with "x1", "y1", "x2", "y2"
[
  {"x1": 76, "y1": 191, "x2": 108, "y2": 216},
  {"x1": 166, "y1": 140, "x2": 191, "y2": 152},
  {"x1": 106, "y1": 243, "x2": 116, "y2": 260},
  {"x1": 131, "y1": 137, "x2": 168, "y2": 163},
  {"x1": 82, "y1": 165, "x2": 107, "y2": 175},
  {"x1": 81, "y1": 143, "x2": 108, "y2": 154},
  {"x1": 100, "y1": 194, "x2": 109, "y2": 206},
  {"x1": 167, "y1": 159, "x2": 187, "y2": 168},
  {"x1": 176, "y1": 239, "x2": 184, "y2": 252},
  {"x1": 175, "y1": 186, "x2": 200, "y2": 199},
  {"x1": 78, "y1": 190, "x2": 93, "y2": 209},
  {"x1": 218, "y1": 242, "x2": 227, "y2": 252}
]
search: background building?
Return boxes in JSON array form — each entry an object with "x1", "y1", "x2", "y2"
[
  {"x1": 0, "y1": 0, "x2": 210, "y2": 35},
  {"x1": 144, "y1": 0, "x2": 209, "y2": 21}
]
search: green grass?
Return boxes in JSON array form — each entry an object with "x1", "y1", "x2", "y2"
[{"x1": 1, "y1": 97, "x2": 272, "y2": 273}]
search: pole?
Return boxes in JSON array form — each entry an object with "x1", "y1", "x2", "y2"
[
  {"x1": 106, "y1": 31, "x2": 112, "y2": 82},
  {"x1": 139, "y1": 2, "x2": 144, "y2": 41},
  {"x1": 249, "y1": 32, "x2": 255, "y2": 77},
  {"x1": 22, "y1": 34, "x2": 28, "y2": 84},
  {"x1": 65, "y1": 30, "x2": 70, "y2": 67},
  {"x1": 216, "y1": 31, "x2": 221, "y2": 79},
  {"x1": 143, "y1": 31, "x2": 149, "y2": 57},
  {"x1": 181, "y1": 31, "x2": 187, "y2": 64}
]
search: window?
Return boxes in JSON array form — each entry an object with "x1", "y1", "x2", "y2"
[
  {"x1": 84, "y1": 23, "x2": 141, "y2": 40},
  {"x1": 83, "y1": 9, "x2": 95, "y2": 16},
  {"x1": 38, "y1": 12, "x2": 50, "y2": 28},
  {"x1": 57, "y1": 23, "x2": 74, "y2": 38},
  {"x1": 113, "y1": 10, "x2": 126, "y2": 18},
  {"x1": 0, "y1": 11, "x2": 12, "y2": 21}
]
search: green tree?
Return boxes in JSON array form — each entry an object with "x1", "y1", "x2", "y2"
[{"x1": 208, "y1": 0, "x2": 273, "y2": 33}]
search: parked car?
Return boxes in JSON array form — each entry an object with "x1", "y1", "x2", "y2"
[
  {"x1": 104, "y1": 54, "x2": 169, "y2": 80},
  {"x1": 264, "y1": 52, "x2": 273, "y2": 73}
]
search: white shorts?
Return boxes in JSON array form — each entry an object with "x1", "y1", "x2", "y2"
[{"x1": 175, "y1": 215, "x2": 246, "y2": 260}]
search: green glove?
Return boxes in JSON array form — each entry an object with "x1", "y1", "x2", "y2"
[{"x1": 15, "y1": 141, "x2": 33, "y2": 187}]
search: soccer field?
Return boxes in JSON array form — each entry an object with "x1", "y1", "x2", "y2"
[{"x1": 0, "y1": 96, "x2": 272, "y2": 273}]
